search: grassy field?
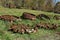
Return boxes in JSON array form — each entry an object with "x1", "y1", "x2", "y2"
[{"x1": 0, "y1": 7, "x2": 60, "y2": 40}]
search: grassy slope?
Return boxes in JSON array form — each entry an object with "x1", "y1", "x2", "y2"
[{"x1": 0, "y1": 7, "x2": 60, "y2": 40}]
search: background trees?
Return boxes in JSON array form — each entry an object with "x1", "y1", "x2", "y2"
[
  {"x1": 54, "y1": 2, "x2": 60, "y2": 13},
  {"x1": 0, "y1": 0, "x2": 60, "y2": 13},
  {"x1": 42, "y1": 0, "x2": 54, "y2": 12}
]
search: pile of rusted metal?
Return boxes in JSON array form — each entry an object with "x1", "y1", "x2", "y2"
[{"x1": 0, "y1": 12, "x2": 59, "y2": 34}]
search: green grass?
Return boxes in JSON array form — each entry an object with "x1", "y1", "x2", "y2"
[{"x1": 0, "y1": 7, "x2": 60, "y2": 40}]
